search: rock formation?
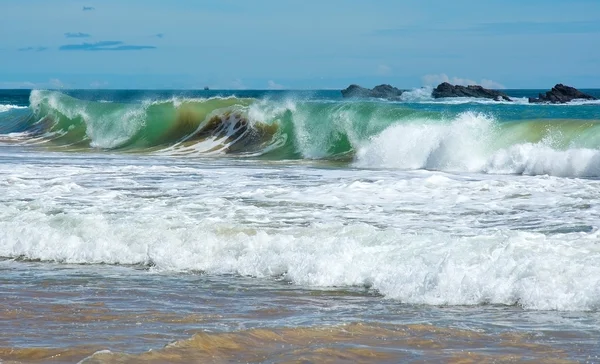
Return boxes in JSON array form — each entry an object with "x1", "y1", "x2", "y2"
[
  {"x1": 528, "y1": 84, "x2": 597, "y2": 104},
  {"x1": 341, "y1": 84, "x2": 404, "y2": 100},
  {"x1": 432, "y1": 82, "x2": 512, "y2": 101}
]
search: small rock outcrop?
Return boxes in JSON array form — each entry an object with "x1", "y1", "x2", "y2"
[
  {"x1": 341, "y1": 84, "x2": 404, "y2": 100},
  {"x1": 432, "y1": 82, "x2": 512, "y2": 101},
  {"x1": 528, "y1": 84, "x2": 597, "y2": 104}
]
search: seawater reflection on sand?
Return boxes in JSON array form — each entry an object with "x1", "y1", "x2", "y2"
[{"x1": 1, "y1": 260, "x2": 599, "y2": 363}]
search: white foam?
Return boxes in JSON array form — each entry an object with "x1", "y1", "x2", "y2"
[
  {"x1": 485, "y1": 144, "x2": 600, "y2": 177},
  {"x1": 413, "y1": 96, "x2": 530, "y2": 105},
  {"x1": 30, "y1": 90, "x2": 147, "y2": 149},
  {"x1": 2, "y1": 208, "x2": 599, "y2": 311},
  {"x1": 392, "y1": 87, "x2": 599, "y2": 105},
  {"x1": 77, "y1": 350, "x2": 113, "y2": 364},
  {"x1": 412, "y1": 97, "x2": 600, "y2": 106},
  {"x1": 355, "y1": 112, "x2": 600, "y2": 177},
  {"x1": 1, "y1": 160, "x2": 599, "y2": 311},
  {"x1": 532, "y1": 99, "x2": 600, "y2": 106},
  {"x1": 0, "y1": 132, "x2": 33, "y2": 142},
  {"x1": 355, "y1": 112, "x2": 493, "y2": 172},
  {"x1": 400, "y1": 87, "x2": 434, "y2": 102},
  {"x1": 0, "y1": 104, "x2": 28, "y2": 113},
  {"x1": 86, "y1": 105, "x2": 147, "y2": 149}
]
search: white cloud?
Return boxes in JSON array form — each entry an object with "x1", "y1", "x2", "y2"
[
  {"x1": 422, "y1": 73, "x2": 505, "y2": 89},
  {"x1": 231, "y1": 78, "x2": 246, "y2": 90},
  {"x1": 422, "y1": 73, "x2": 476, "y2": 86},
  {"x1": 49, "y1": 78, "x2": 64, "y2": 89},
  {"x1": 267, "y1": 80, "x2": 284, "y2": 90},
  {"x1": 376, "y1": 64, "x2": 392, "y2": 75},
  {"x1": 90, "y1": 81, "x2": 109, "y2": 88},
  {"x1": 0, "y1": 79, "x2": 68, "y2": 89},
  {"x1": 0, "y1": 81, "x2": 37, "y2": 89},
  {"x1": 479, "y1": 79, "x2": 506, "y2": 89}
]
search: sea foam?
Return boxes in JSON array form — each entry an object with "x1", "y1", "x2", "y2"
[
  {"x1": 1, "y1": 158, "x2": 599, "y2": 311},
  {"x1": 0, "y1": 104, "x2": 28, "y2": 113},
  {"x1": 355, "y1": 112, "x2": 600, "y2": 177},
  {"x1": 2, "y1": 215, "x2": 599, "y2": 311}
]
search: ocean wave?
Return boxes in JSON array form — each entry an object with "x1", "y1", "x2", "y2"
[
  {"x1": 76, "y1": 322, "x2": 567, "y2": 362},
  {"x1": 355, "y1": 112, "x2": 600, "y2": 177},
  {"x1": 395, "y1": 88, "x2": 531, "y2": 105},
  {"x1": 405, "y1": 97, "x2": 600, "y2": 106},
  {"x1": 0, "y1": 104, "x2": 28, "y2": 113},
  {"x1": 0, "y1": 90, "x2": 596, "y2": 177},
  {"x1": 2, "y1": 216, "x2": 599, "y2": 311},
  {"x1": 416, "y1": 97, "x2": 531, "y2": 105},
  {"x1": 399, "y1": 87, "x2": 434, "y2": 102},
  {"x1": 355, "y1": 86, "x2": 600, "y2": 106},
  {"x1": 0, "y1": 132, "x2": 35, "y2": 142}
]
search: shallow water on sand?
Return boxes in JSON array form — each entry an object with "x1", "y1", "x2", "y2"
[{"x1": 1, "y1": 260, "x2": 600, "y2": 363}]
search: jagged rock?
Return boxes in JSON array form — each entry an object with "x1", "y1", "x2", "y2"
[
  {"x1": 528, "y1": 84, "x2": 597, "y2": 104},
  {"x1": 341, "y1": 84, "x2": 403, "y2": 100},
  {"x1": 431, "y1": 82, "x2": 512, "y2": 101},
  {"x1": 432, "y1": 82, "x2": 512, "y2": 101}
]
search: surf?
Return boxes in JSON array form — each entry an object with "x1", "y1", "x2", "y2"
[{"x1": 1, "y1": 90, "x2": 600, "y2": 177}]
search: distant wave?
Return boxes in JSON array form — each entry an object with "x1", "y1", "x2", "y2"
[
  {"x1": 0, "y1": 104, "x2": 28, "y2": 113},
  {"x1": 398, "y1": 88, "x2": 600, "y2": 105}
]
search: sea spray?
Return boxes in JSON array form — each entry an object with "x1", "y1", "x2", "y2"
[{"x1": 355, "y1": 112, "x2": 600, "y2": 176}]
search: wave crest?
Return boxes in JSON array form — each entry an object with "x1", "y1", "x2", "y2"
[
  {"x1": 0, "y1": 104, "x2": 28, "y2": 113},
  {"x1": 0, "y1": 91, "x2": 597, "y2": 177},
  {"x1": 356, "y1": 112, "x2": 600, "y2": 177}
]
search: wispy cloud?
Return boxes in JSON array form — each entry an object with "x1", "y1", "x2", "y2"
[
  {"x1": 422, "y1": 73, "x2": 505, "y2": 89},
  {"x1": 90, "y1": 80, "x2": 109, "y2": 88},
  {"x1": 82, "y1": 6, "x2": 95, "y2": 11},
  {"x1": 376, "y1": 64, "x2": 392, "y2": 76},
  {"x1": 0, "y1": 79, "x2": 66, "y2": 89},
  {"x1": 373, "y1": 26, "x2": 433, "y2": 36},
  {"x1": 231, "y1": 79, "x2": 246, "y2": 90},
  {"x1": 0, "y1": 81, "x2": 37, "y2": 89},
  {"x1": 49, "y1": 78, "x2": 64, "y2": 89},
  {"x1": 267, "y1": 80, "x2": 284, "y2": 90},
  {"x1": 374, "y1": 20, "x2": 600, "y2": 36},
  {"x1": 64, "y1": 32, "x2": 91, "y2": 38},
  {"x1": 470, "y1": 20, "x2": 600, "y2": 35},
  {"x1": 18, "y1": 46, "x2": 47, "y2": 52},
  {"x1": 155, "y1": 33, "x2": 165, "y2": 39},
  {"x1": 109, "y1": 45, "x2": 157, "y2": 51},
  {"x1": 59, "y1": 41, "x2": 156, "y2": 51}
]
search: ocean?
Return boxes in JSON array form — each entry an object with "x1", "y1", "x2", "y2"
[{"x1": 1, "y1": 88, "x2": 600, "y2": 363}]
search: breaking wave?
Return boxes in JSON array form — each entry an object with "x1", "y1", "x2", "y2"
[
  {"x1": 1, "y1": 90, "x2": 600, "y2": 176},
  {"x1": 2, "y1": 217, "x2": 600, "y2": 311},
  {"x1": 0, "y1": 104, "x2": 28, "y2": 113}
]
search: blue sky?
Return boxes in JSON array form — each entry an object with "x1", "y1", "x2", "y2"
[{"x1": 1, "y1": 0, "x2": 599, "y2": 89}]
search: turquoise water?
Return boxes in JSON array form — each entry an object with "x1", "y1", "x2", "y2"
[
  {"x1": 2, "y1": 89, "x2": 600, "y2": 169},
  {"x1": 1, "y1": 89, "x2": 600, "y2": 362}
]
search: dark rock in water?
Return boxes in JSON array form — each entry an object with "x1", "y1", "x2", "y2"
[
  {"x1": 341, "y1": 84, "x2": 370, "y2": 98},
  {"x1": 341, "y1": 84, "x2": 404, "y2": 100},
  {"x1": 432, "y1": 82, "x2": 512, "y2": 101},
  {"x1": 528, "y1": 84, "x2": 597, "y2": 104}
]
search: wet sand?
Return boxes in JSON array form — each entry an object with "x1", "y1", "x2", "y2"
[{"x1": 1, "y1": 260, "x2": 598, "y2": 363}]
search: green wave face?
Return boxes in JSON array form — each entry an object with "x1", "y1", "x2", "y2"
[
  {"x1": 27, "y1": 90, "x2": 442, "y2": 158},
  {"x1": 18, "y1": 90, "x2": 600, "y2": 170},
  {"x1": 30, "y1": 90, "x2": 257, "y2": 150}
]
